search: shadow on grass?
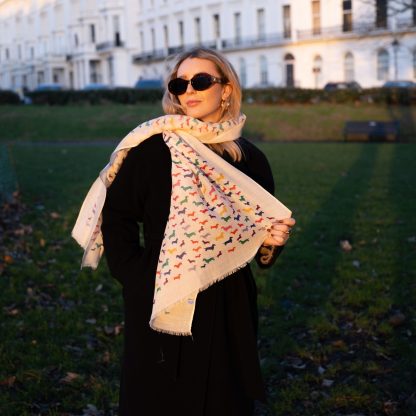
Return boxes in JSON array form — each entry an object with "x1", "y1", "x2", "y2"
[
  {"x1": 263, "y1": 144, "x2": 380, "y2": 415},
  {"x1": 387, "y1": 143, "x2": 416, "y2": 415}
]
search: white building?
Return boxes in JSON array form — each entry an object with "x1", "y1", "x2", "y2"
[{"x1": 0, "y1": 0, "x2": 415, "y2": 92}]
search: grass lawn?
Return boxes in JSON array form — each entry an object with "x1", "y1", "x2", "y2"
[
  {"x1": 0, "y1": 105, "x2": 415, "y2": 415},
  {"x1": 1, "y1": 102, "x2": 416, "y2": 142}
]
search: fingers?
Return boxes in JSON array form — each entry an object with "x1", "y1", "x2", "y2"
[
  {"x1": 263, "y1": 217, "x2": 296, "y2": 247},
  {"x1": 278, "y1": 217, "x2": 296, "y2": 226}
]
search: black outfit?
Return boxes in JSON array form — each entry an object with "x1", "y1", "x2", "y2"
[{"x1": 101, "y1": 134, "x2": 282, "y2": 416}]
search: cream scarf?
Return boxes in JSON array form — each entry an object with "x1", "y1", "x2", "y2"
[{"x1": 72, "y1": 114, "x2": 291, "y2": 335}]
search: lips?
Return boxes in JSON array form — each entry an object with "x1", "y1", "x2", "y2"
[{"x1": 186, "y1": 100, "x2": 201, "y2": 107}]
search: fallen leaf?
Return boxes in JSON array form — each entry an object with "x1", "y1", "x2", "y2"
[
  {"x1": 340, "y1": 240, "x2": 352, "y2": 252},
  {"x1": 407, "y1": 236, "x2": 416, "y2": 243},
  {"x1": 0, "y1": 376, "x2": 16, "y2": 387},
  {"x1": 50, "y1": 212, "x2": 60, "y2": 219},
  {"x1": 389, "y1": 313, "x2": 406, "y2": 327},
  {"x1": 101, "y1": 351, "x2": 111, "y2": 364},
  {"x1": 322, "y1": 379, "x2": 334, "y2": 387},
  {"x1": 60, "y1": 372, "x2": 80, "y2": 384},
  {"x1": 3, "y1": 306, "x2": 19, "y2": 316},
  {"x1": 114, "y1": 323, "x2": 123, "y2": 336},
  {"x1": 3, "y1": 255, "x2": 13, "y2": 264},
  {"x1": 332, "y1": 340, "x2": 346, "y2": 349},
  {"x1": 352, "y1": 260, "x2": 360, "y2": 268},
  {"x1": 317, "y1": 366, "x2": 326, "y2": 375}
]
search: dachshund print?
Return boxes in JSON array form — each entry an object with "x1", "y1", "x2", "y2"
[{"x1": 203, "y1": 257, "x2": 215, "y2": 264}]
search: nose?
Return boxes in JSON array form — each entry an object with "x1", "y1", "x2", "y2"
[{"x1": 185, "y1": 81, "x2": 195, "y2": 93}]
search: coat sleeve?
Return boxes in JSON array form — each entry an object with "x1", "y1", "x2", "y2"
[
  {"x1": 238, "y1": 139, "x2": 285, "y2": 268},
  {"x1": 101, "y1": 145, "x2": 147, "y2": 286},
  {"x1": 101, "y1": 135, "x2": 172, "y2": 286}
]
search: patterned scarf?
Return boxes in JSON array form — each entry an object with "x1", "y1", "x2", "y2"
[{"x1": 72, "y1": 114, "x2": 291, "y2": 335}]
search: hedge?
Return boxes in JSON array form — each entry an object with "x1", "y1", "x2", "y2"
[
  {"x1": 0, "y1": 90, "x2": 21, "y2": 105},
  {"x1": 25, "y1": 87, "x2": 163, "y2": 105},
  {"x1": 22, "y1": 87, "x2": 416, "y2": 106},
  {"x1": 243, "y1": 87, "x2": 416, "y2": 105}
]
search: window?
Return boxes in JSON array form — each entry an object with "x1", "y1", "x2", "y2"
[
  {"x1": 313, "y1": 55, "x2": 322, "y2": 88},
  {"x1": 113, "y1": 15, "x2": 121, "y2": 46},
  {"x1": 74, "y1": 34, "x2": 79, "y2": 47},
  {"x1": 31, "y1": 46, "x2": 34, "y2": 59},
  {"x1": 234, "y1": 12, "x2": 241, "y2": 44},
  {"x1": 5, "y1": 48, "x2": 9, "y2": 60},
  {"x1": 213, "y1": 14, "x2": 220, "y2": 39},
  {"x1": 344, "y1": 52, "x2": 354, "y2": 81},
  {"x1": 413, "y1": 0, "x2": 416, "y2": 26},
  {"x1": 140, "y1": 30, "x2": 144, "y2": 51},
  {"x1": 163, "y1": 25, "x2": 169, "y2": 49},
  {"x1": 151, "y1": 28, "x2": 156, "y2": 51},
  {"x1": 260, "y1": 55, "x2": 268, "y2": 85},
  {"x1": 283, "y1": 5, "x2": 291, "y2": 39},
  {"x1": 178, "y1": 20, "x2": 184, "y2": 46},
  {"x1": 90, "y1": 60, "x2": 101, "y2": 83},
  {"x1": 376, "y1": 0, "x2": 387, "y2": 28},
  {"x1": 312, "y1": 0, "x2": 321, "y2": 35},
  {"x1": 342, "y1": 0, "x2": 352, "y2": 32},
  {"x1": 90, "y1": 24, "x2": 96, "y2": 43},
  {"x1": 284, "y1": 53, "x2": 295, "y2": 87},
  {"x1": 239, "y1": 57, "x2": 247, "y2": 88},
  {"x1": 377, "y1": 49, "x2": 389, "y2": 80},
  {"x1": 195, "y1": 17, "x2": 201, "y2": 44},
  {"x1": 257, "y1": 8, "x2": 265, "y2": 40},
  {"x1": 18, "y1": 45, "x2": 22, "y2": 60}
]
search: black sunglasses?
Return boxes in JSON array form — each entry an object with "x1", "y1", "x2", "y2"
[{"x1": 168, "y1": 73, "x2": 227, "y2": 96}]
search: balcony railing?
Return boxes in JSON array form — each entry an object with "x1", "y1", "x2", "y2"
[
  {"x1": 133, "y1": 43, "x2": 214, "y2": 63},
  {"x1": 96, "y1": 40, "x2": 125, "y2": 52},
  {"x1": 132, "y1": 33, "x2": 288, "y2": 64},
  {"x1": 297, "y1": 21, "x2": 394, "y2": 41},
  {"x1": 396, "y1": 18, "x2": 416, "y2": 30},
  {"x1": 222, "y1": 32, "x2": 288, "y2": 50}
]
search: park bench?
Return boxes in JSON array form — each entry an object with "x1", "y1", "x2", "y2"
[{"x1": 344, "y1": 120, "x2": 399, "y2": 142}]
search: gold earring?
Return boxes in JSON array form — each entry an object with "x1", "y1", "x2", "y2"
[{"x1": 221, "y1": 99, "x2": 230, "y2": 109}]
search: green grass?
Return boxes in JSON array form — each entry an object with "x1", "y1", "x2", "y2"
[
  {"x1": 1, "y1": 102, "x2": 416, "y2": 141},
  {"x1": 1, "y1": 106, "x2": 416, "y2": 415}
]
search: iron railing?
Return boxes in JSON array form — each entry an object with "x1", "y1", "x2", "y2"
[{"x1": 297, "y1": 21, "x2": 394, "y2": 40}]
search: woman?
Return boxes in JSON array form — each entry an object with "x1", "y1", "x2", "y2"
[{"x1": 72, "y1": 48, "x2": 295, "y2": 415}]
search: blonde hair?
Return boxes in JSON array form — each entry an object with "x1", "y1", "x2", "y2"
[{"x1": 162, "y1": 48, "x2": 243, "y2": 161}]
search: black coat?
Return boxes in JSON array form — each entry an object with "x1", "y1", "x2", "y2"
[{"x1": 101, "y1": 134, "x2": 281, "y2": 416}]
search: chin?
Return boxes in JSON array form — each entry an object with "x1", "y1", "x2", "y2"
[{"x1": 186, "y1": 110, "x2": 221, "y2": 123}]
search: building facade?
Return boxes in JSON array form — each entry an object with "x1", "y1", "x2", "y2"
[{"x1": 1, "y1": 0, "x2": 416, "y2": 93}]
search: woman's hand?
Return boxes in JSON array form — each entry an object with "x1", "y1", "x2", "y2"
[{"x1": 263, "y1": 217, "x2": 296, "y2": 246}]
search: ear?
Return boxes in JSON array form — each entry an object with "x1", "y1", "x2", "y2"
[{"x1": 222, "y1": 84, "x2": 232, "y2": 100}]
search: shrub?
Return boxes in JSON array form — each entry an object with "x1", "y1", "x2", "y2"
[
  {"x1": 0, "y1": 90, "x2": 21, "y2": 105},
  {"x1": 243, "y1": 87, "x2": 416, "y2": 105},
  {"x1": 25, "y1": 88, "x2": 163, "y2": 105}
]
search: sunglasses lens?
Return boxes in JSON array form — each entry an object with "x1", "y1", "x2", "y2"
[
  {"x1": 192, "y1": 74, "x2": 213, "y2": 91},
  {"x1": 168, "y1": 78, "x2": 188, "y2": 95}
]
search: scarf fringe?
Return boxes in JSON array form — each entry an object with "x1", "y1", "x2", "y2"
[{"x1": 149, "y1": 255, "x2": 255, "y2": 336}]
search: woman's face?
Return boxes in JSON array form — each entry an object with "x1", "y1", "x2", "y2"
[{"x1": 175, "y1": 57, "x2": 231, "y2": 123}]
